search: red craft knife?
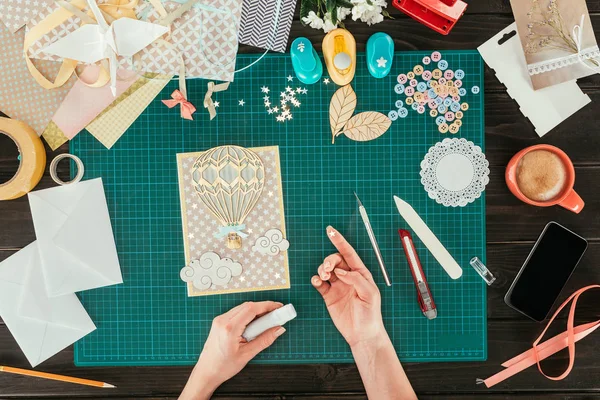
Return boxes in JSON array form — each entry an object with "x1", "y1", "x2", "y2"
[{"x1": 399, "y1": 229, "x2": 437, "y2": 319}]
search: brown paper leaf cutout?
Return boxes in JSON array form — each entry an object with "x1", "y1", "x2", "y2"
[
  {"x1": 342, "y1": 112, "x2": 392, "y2": 142},
  {"x1": 329, "y1": 85, "x2": 357, "y2": 143}
]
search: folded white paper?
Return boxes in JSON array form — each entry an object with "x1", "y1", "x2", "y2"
[
  {"x1": 0, "y1": 242, "x2": 96, "y2": 367},
  {"x1": 41, "y1": 0, "x2": 169, "y2": 94},
  {"x1": 478, "y1": 23, "x2": 591, "y2": 137},
  {"x1": 28, "y1": 178, "x2": 123, "y2": 297}
]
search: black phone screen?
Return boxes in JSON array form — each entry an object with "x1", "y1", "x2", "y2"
[{"x1": 506, "y1": 222, "x2": 588, "y2": 322}]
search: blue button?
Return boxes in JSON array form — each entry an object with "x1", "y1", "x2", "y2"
[
  {"x1": 427, "y1": 89, "x2": 437, "y2": 99},
  {"x1": 395, "y1": 84, "x2": 405, "y2": 94},
  {"x1": 471, "y1": 85, "x2": 480, "y2": 94},
  {"x1": 388, "y1": 110, "x2": 398, "y2": 121},
  {"x1": 459, "y1": 88, "x2": 467, "y2": 96},
  {"x1": 443, "y1": 98, "x2": 452, "y2": 107},
  {"x1": 438, "y1": 60, "x2": 448, "y2": 70},
  {"x1": 411, "y1": 102, "x2": 419, "y2": 110},
  {"x1": 398, "y1": 107, "x2": 408, "y2": 118},
  {"x1": 438, "y1": 104, "x2": 447, "y2": 113},
  {"x1": 395, "y1": 99, "x2": 403, "y2": 108},
  {"x1": 450, "y1": 102, "x2": 461, "y2": 112},
  {"x1": 455, "y1": 69, "x2": 465, "y2": 79},
  {"x1": 417, "y1": 82, "x2": 428, "y2": 92},
  {"x1": 435, "y1": 97, "x2": 443, "y2": 105},
  {"x1": 436, "y1": 116, "x2": 446, "y2": 126}
]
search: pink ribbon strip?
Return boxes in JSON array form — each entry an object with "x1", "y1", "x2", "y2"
[
  {"x1": 478, "y1": 285, "x2": 600, "y2": 388},
  {"x1": 162, "y1": 89, "x2": 196, "y2": 120}
]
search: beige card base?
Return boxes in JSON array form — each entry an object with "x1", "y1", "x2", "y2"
[{"x1": 176, "y1": 146, "x2": 290, "y2": 296}]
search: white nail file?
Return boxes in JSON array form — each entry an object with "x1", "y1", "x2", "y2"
[
  {"x1": 393, "y1": 196, "x2": 463, "y2": 279},
  {"x1": 242, "y1": 304, "x2": 297, "y2": 342}
]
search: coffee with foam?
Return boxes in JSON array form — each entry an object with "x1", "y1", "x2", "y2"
[{"x1": 516, "y1": 150, "x2": 567, "y2": 202}]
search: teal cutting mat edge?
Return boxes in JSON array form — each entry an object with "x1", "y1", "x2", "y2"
[{"x1": 72, "y1": 50, "x2": 486, "y2": 366}]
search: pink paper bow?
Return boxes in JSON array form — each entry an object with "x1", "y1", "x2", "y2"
[{"x1": 162, "y1": 90, "x2": 196, "y2": 120}]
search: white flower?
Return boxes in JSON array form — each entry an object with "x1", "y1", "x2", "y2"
[
  {"x1": 322, "y1": 12, "x2": 337, "y2": 32},
  {"x1": 337, "y1": 7, "x2": 352, "y2": 20},
  {"x1": 302, "y1": 10, "x2": 324, "y2": 30}
]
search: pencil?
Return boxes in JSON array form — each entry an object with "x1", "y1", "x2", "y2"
[{"x1": 0, "y1": 366, "x2": 116, "y2": 388}]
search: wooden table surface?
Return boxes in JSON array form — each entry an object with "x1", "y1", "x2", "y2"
[{"x1": 2, "y1": 1, "x2": 600, "y2": 398}]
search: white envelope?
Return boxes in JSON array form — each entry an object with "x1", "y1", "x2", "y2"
[
  {"x1": 28, "y1": 178, "x2": 123, "y2": 297},
  {"x1": 0, "y1": 242, "x2": 96, "y2": 367}
]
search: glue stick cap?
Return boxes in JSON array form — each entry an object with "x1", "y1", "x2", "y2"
[
  {"x1": 470, "y1": 257, "x2": 496, "y2": 285},
  {"x1": 276, "y1": 304, "x2": 297, "y2": 321}
]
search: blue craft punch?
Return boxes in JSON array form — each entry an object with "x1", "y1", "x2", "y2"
[
  {"x1": 366, "y1": 32, "x2": 394, "y2": 79},
  {"x1": 291, "y1": 37, "x2": 322, "y2": 85}
]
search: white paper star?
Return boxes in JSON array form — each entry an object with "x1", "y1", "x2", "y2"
[
  {"x1": 301, "y1": 88, "x2": 308, "y2": 94},
  {"x1": 275, "y1": 273, "x2": 281, "y2": 279},
  {"x1": 376, "y1": 57, "x2": 388, "y2": 68},
  {"x1": 287, "y1": 75, "x2": 293, "y2": 81},
  {"x1": 272, "y1": 106, "x2": 279, "y2": 112},
  {"x1": 214, "y1": 101, "x2": 219, "y2": 108},
  {"x1": 285, "y1": 86, "x2": 293, "y2": 93},
  {"x1": 267, "y1": 108, "x2": 274, "y2": 114},
  {"x1": 188, "y1": 233, "x2": 195, "y2": 239},
  {"x1": 328, "y1": 230, "x2": 336, "y2": 237},
  {"x1": 261, "y1": 86, "x2": 270, "y2": 93},
  {"x1": 248, "y1": 228, "x2": 253, "y2": 234},
  {"x1": 276, "y1": 115, "x2": 285, "y2": 122},
  {"x1": 240, "y1": 276, "x2": 246, "y2": 282},
  {"x1": 268, "y1": 191, "x2": 274, "y2": 197},
  {"x1": 238, "y1": 99, "x2": 245, "y2": 106},
  {"x1": 192, "y1": 203, "x2": 198, "y2": 209},
  {"x1": 323, "y1": 78, "x2": 330, "y2": 84}
]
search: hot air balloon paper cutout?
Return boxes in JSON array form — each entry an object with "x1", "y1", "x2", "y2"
[
  {"x1": 191, "y1": 146, "x2": 265, "y2": 249},
  {"x1": 177, "y1": 146, "x2": 290, "y2": 296}
]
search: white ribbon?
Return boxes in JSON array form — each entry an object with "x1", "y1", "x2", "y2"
[{"x1": 572, "y1": 14, "x2": 600, "y2": 73}]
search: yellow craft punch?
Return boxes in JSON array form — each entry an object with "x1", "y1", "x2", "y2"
[{"x1": 322, "y1": 28, "x2": 356, "y2": 86}]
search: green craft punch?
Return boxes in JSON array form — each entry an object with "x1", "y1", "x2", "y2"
[
  {"x1": 291, "y1": 37, "x2": 322, "y2": 85},
  {"x1": 367, "y1": 32, "x2": 394, "y2": 79}
]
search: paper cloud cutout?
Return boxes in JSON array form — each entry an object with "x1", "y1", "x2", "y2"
[
  {"x1": 180, "y1": 252, "x2": 242, "y2": 291},
  {"x1": 252, "y1": 229, "x2": 290, "y2": 256}
]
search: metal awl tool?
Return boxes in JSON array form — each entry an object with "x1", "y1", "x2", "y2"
[{"x1": 354, "y1": 192, "x2": 391, "y2": 286}]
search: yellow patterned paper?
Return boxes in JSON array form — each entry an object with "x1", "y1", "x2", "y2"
[
  {"x1": 87, "y1": 75, "x2": 171, "y2": 149},
  {"x1": 41, "y1": 121, "x2": 70, "y2": 150}
]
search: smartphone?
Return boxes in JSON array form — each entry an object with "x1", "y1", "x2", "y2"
[{"x1": 504, "y1": 222, "x2": 588, "y2": 322}]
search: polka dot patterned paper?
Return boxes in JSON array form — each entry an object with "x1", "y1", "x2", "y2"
[{"x1": 0, "y1": 24, "x2": 75, "y2": 136}]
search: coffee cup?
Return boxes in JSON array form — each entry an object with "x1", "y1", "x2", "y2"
[{"x1": 505, "y1": 144, "x2": 584, "y2": 213}]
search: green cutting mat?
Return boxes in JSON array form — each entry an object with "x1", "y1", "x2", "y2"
[{"x1": 71, "y1": 51, "x2": 486, "y2": 366}]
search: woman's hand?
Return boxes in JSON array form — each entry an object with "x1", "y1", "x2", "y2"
[
  {"x1": 311, "y1": 226, "x2": 387, "y2": 349},
  {"x1": 180, "y1": 301, "x2": 286, "y2": 400}
]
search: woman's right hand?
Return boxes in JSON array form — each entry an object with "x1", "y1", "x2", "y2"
[{"x1": 311, "y1": 226, "x2": 387, "y2": 349}]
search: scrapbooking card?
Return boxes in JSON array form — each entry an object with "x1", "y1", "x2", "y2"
[
  {"x1": 26, "y1": 0, "x2": 241, "y2": 81},
  {"x1": 176, "y1": 146, "x2": 290, "y2": 297},
  {"x1": 239, "y1": 0, "x2": 298, "y2": 53},
  {"x1": 510, "y1": 0, "x2": 600, "y2": 90}
]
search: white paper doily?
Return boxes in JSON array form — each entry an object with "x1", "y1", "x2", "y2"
[{"x1": 420, "y1": 138, "x2": 490, "y2": 207}]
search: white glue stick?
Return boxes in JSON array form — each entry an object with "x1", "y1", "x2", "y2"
[{"x1": 242, "y1": 304, "x2": 297, "y2": 341}]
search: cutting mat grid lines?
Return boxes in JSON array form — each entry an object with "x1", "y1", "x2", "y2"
[{"x1": 71, "y1": 51, "x2": 486, "y2": 366}]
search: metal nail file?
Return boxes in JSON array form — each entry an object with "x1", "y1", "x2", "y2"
[
  {"x1": 355, "y1": 192, "x2": 392, "y2": 286},
  {"x1": 393, "y1": 196, "x2": 463, "y2": 279}
]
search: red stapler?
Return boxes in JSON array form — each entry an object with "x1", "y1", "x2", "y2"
[{"x1": 392, "y1": 0, "x2": 467, "y2": 35}]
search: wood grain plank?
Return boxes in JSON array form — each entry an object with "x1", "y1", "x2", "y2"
[{"x1": 1, "y1": 319, "x2": 600, "y2": 397}]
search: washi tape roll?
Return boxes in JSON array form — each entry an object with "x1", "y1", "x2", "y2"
[
  {"x1": 49, "y1": 153, "x2": 85, "y2": 185},
  {"x1": 0, "y1": 118, "x2": 46, "y2": 200}
]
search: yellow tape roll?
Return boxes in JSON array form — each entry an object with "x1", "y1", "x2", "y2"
[{"x1": 0, "y1": 118, "x2": 46, "y2": 200}]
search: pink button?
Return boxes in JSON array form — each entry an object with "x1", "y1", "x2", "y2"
[
  {"x1": 405, "y1": 87, "x2": 415, "y2": 96},
  {"x1": 431, "y1": 51, "x2": 442, "y2": 62},
  {"x1": 397, "y1": 74, "x2": 408, "y2": 84},
  {"x1": 444, "y1": 70, "x2": 454, "y2": 80},
  {"x1": 409, "y1": 79, "x2": 418, "y2": 87}
]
